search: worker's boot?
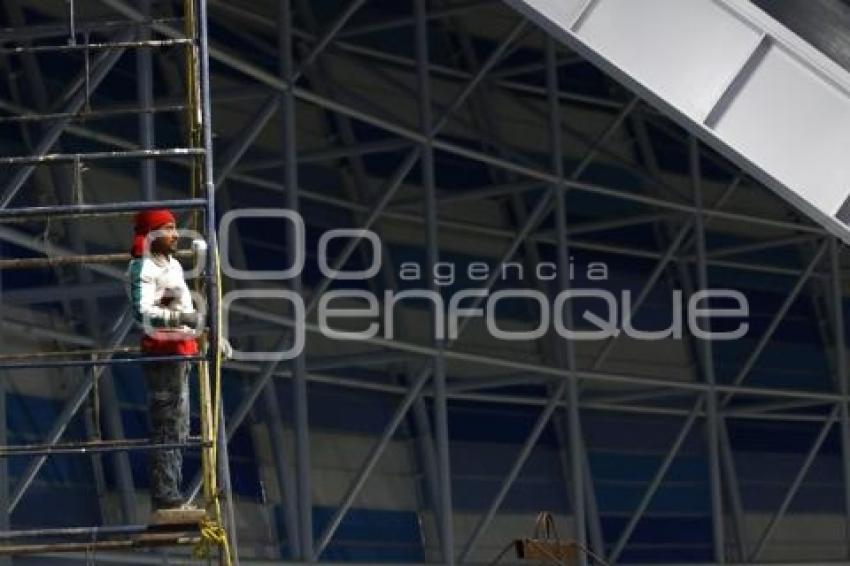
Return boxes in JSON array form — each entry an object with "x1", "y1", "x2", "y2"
[{"x1": 151, "y1": 497, "x2": 204, "y2": 526}]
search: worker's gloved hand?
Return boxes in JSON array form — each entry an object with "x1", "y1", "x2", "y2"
[
  {"x1": 191, "y1": 238, "x2": 208, "y2": 257},
  {"x1": 175, "y1": 311, "x2": 205, "y2": 330},
  {"x1": 220, "y1": 338, "x2": 233, "y2": 360}
]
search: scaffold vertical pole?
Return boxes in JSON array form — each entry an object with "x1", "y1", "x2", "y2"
[
  {"x1": 0, "y1": 258, "x2": 7, "y2": 566},
  {"x1": 415, "y1": 1, "x2": 454, "y2": 563},
  {"x1": 138, "y1": 0, "x2": 156, "y2": 201},
  {"x1": 196, "y1": 0, "x2": 239, "y2": 562},
  {"x1": 691, "y1": 136, "x2": 725, "y2": 563},
  {"x1": 278, "y1": 0, "x2": 312, "y2": 560},
  {"x1": 832, "y1": 238, "x2": 850, "y2": 557}
]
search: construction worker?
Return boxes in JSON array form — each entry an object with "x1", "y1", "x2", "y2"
[{"x1": 126, "y1": 209, "x2": 202, "y2": 515}]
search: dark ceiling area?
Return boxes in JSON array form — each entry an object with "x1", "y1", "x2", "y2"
[{"x1": 752, "y1": 0, "x2": 850, "y2": 73}]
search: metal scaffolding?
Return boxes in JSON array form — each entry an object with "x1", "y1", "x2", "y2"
[
  {"x1": 0, "y1": 0, "x2": 236, "y2": 562},
  {"x1": 0, "y1": 0, "x2": 848, "y2": 565}
]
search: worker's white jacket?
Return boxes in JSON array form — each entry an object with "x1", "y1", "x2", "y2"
[{"x1": 126, "y1": 253, "x2": 199, "y2": 354}]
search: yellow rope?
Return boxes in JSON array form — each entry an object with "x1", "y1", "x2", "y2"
[
  {"x1": 183, "y1": 0, "x2": 232, "y2": 563},
  {"x1": 197, "y1": 212, "x2": 232, "y2": 541},
  {"x1": 188, "y1": 206, "x2": 233, "y2": 563},
  {"x1": 191, "y1": 249, "x2": 232, "y2": 566},
  {"x1": 192, "y1": 517, "x2": 229, "y2": 561}
]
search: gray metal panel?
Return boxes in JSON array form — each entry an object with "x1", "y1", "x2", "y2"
[
  {"x1": 712, "y1": 43, "x2": 850, "y2": 216},
  {"x1": 528, "y1": 0, "x2": 586, "y2": 29},
  {"x1": 504, "y1": 0, "x2": 850, "y2": 243},
  {"x1": 574, "y1": 0, "x2": 762, "y2": 121}
]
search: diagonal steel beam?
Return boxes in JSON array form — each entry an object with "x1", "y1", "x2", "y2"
[
  {"x1": 720, "y1": 241, "x2": 828, "y2": 407},
  {"x1": 590, "y1": 221, "x2": 691, "y2": 371},
  {"x1": 214, "y1": 95, "x2": 280, "y2": 190},
  {"x1": 294, "y1": 0, "x2": 368, "y2": 77},
  {"x1": 587, "y1": 172, "x2": 740, "y2": 375},
  {"x1": 213, "y1": 0, "x2": 368, "y2": 194},
  {"x1": 458, "y1": 379, "x2": 569, "y2": 561},
  {"x1": 312, "y1": 363, "x2": 434, "y2": 558},
  {"x1": 702, "y1": 235, "x2": 815, "y2": 260},
  {"x1": 749, "y1": 405, "x2": 839, "y2": 561},
  {"x1": 608, "y1": 396, "x2": 703, "y2": 563},
  {"x1": 337, "y1": 1, "x2": 491, "y2": 39}
]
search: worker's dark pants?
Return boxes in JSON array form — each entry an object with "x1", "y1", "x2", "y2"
[{"x1": 143, "y1": 360, "x2": 190, "y2": 509}]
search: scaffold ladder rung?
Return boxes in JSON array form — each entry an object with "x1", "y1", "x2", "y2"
[
  {"x1": 0, "y1": 436, "x2": 210, "y2": 457},
  {"x1": 0, "y1": 147, "x2": 204, "y2": 166}
]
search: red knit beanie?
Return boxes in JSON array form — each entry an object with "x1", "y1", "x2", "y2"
[{"x1": 130, "y1": 209, "x2": 176, "y2": 257}]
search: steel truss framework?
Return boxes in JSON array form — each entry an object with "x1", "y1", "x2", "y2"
[{"x1": 0, "y1": 1, "x2": 848, "y2": 565}]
